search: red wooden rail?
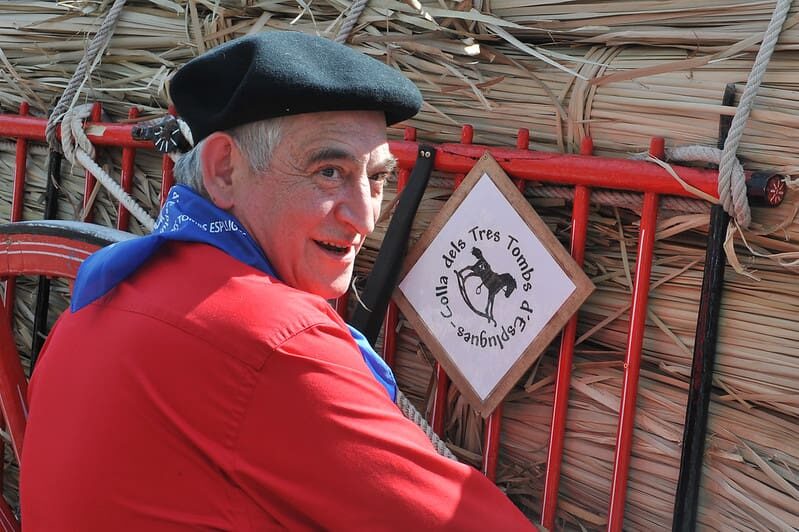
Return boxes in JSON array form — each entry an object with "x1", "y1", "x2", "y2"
[
  {"x1": 0, "y1": 108, "x2": 762, "y2": 531},
  {"x1": 0, "y1": 113, "x2": 760, "y2": 199},
  {"x1": 541, "y1": 137, "x2": 594, "y2": 526}
]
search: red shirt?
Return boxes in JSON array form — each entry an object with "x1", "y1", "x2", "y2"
[{"x1": 21, "y1": 242, "x2": 533, "y2": 530}]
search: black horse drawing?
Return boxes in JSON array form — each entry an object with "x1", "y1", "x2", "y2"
[{"x1": 456, "y1": 247, "x2": 517, "y2": 326}]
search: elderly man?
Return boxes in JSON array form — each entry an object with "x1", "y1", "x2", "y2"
[{"x1": 20, "y1": 31, "x2": 533, "y2": 530}]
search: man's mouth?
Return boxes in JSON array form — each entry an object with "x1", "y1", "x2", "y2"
[{"x1": 315, "y1": 240, "x2": 352, "y2": 255}]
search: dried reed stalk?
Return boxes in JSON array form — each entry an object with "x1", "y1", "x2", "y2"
[
  {"x1": 4, "y1": 2, "x2": 799, "y2": 179},
  {"x1": 499, "y1": 356, "x2": 799, "y2": 531},
  {"x1": 488, "y1": 0, "x2": 799, "y2": 51}
]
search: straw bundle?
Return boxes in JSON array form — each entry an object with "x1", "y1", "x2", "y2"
[
  {"x1": 398, "y1": 42, "x2": 799, "y2": 176},
  {"x1": 498, "y1": 356, "x2": 799, "y2": 531},
  {"x1": 488, "y1": 0, "x2": 799, "y2": 51},
  {"x1": 0, "y1": 2, "x2": 187, "y2": 118},
  {"x1": 4, "y1": 3, "x2": 798, "y2": 174},
  {"x1": 579, "y1": 252, "x2": 799, "y2": 417},
  {"x1": 0, "y1": 0, "x2": 529, "y2": 117},
  {"x1": 2, "y1": 0, "x2": 799, "y2": 528}
]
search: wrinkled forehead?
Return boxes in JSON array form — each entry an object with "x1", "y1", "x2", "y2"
[{"x1": 278, "y1": 111, "x2": 392, "y2": 161}]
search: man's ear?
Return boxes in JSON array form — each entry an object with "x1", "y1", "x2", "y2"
[{"x1": 200, "y1": 132, "x2": 247, "y2": 209}]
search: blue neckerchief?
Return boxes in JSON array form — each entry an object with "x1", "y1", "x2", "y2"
[{"x1": 71, "y1": 185, "x2": 397, "y2": 401}]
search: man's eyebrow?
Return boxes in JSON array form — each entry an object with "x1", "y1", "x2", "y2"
[
  {"x1": 307, "y1": 148, "x2": 398, "y2": 173},
  {"x1": 307, "y1": 147, "x2": 358, "y2": 165},
  {"x1": 380, "y1": 155, "x2": 398, "y2": 174}
]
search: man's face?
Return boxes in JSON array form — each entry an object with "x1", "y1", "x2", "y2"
[{"x1": 231, "y1": 111, "x2": 394, "y2": 299}]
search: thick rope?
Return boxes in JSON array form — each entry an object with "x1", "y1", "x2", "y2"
[
  {"x1": 628, "y1": 145, "x2": 747, "y2": 205},
  {"x1": 667, "y1": 145, "x2": 746, "y2": 191},
  {"x1": 429, "y1": 176, "x2": 710, "y2": 213},
  {"x1": 396, "y1": 390, "x2": 458, "y2": 461},
  {"x1": 0, "y1": 141, "x2": 50, "y2": 156},
  {"x1": 718, "y1": 0, "x2": 792, "y2": 228},
  {"x1": 45, "y1": 0, "x2": 128, "y2": 152},
  {"x1": 62, "y1": 104, "x2": 156, "y2": 231},
  {"x1": 526, "y1": 184, "x2": 711, "y2": 214},
  {"x1": 334, "y1": 0, "x2": 369, "y2": 44}
]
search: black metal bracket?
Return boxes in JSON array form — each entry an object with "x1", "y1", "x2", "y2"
[
  {"x1": 672, "y1": 83, "x2": 736, "y2": 532},
  {"x1": 350, "y1": 145, "x2": 436, "y2": 344}
]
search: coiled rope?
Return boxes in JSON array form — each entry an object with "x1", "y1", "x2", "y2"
[
  {"x1": 396, "y1": 390, "x2": 458, "y2": 460},
  {"x1": 526, "y1": 184, "x2": 711, "y2": 214},
  {"x1": 61, "y1": 104, "x2": 156, "y2": 230},
  {"x1": 43, "y1": 0, "x2": 155, "y2": 230},
  {"x1": 716, "y1": 0, "x2": 792, "y2": 228},
  {"x1": 45, "y1": 0, "x2": 128, "y2": 153}
]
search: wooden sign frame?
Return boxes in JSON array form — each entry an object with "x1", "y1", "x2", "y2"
[{"x1": 394, "y1": 152, "x2": 594, "y2": 416}]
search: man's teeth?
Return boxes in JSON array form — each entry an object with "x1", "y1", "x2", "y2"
[{"x1": 317, "y1": 240, "x2": 349, "y2": 252}]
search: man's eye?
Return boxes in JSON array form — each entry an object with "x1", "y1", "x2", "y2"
[
  {"x1": 370, "y1": 172, "x2": 391, "y2": 183},
  {"x1": 320, "y1": 167, "x2": 341, "y2": 179}
]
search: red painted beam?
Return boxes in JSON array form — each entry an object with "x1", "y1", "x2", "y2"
[
  {"x1": 118, "y1": 107, "x2": 139, "y2": 231},
  {"x1": 431, "y1": 364, "x2": 449, "y2": 436},
  {"x1": 5, "y1": 102, "x2": 30, "y2": 327},
  {"x1": 607, "y1": 139, "x2": 665, "y2": 531},
  {"x1": 607, "y1": 191, "x2": 660, "y2": 531},
  {"x1": 482, "y1": 403, "x2": 502, "y2": 481},
  {"x1": 541, "y1": 137, "x2": 595, "y2": 528},
  {"x1": 0, "y1": 114, "x2": 763, "y2": 203},
  {"x1": 10, "y1": 104, "x2": 29, "y2": 224},
  {"x1": 0, "y1": 114, "x2": 152, "y2": 149},
  {"x1": 390, "y1": 141, "x2": 735, "y2": 201}
]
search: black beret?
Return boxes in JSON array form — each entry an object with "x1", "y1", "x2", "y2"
[{"x1": 169, "y1": 31, "x2": 422, "y2": 143}]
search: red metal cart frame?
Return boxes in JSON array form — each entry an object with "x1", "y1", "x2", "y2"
[{"x1": 0, "y1": 106, "x2": 779, "y2": 531}]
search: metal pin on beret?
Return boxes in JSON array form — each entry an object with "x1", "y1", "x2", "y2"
[{"x1": 169, "y1": 31, "x2": 423, "y2": 145}]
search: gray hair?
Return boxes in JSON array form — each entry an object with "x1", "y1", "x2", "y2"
[{"x1": 173, "y1": 117, "x2": 284, "y2": 197}]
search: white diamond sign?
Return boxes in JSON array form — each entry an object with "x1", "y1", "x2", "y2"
[{"x1": 394, "y1": 153, "x2": 594, "y2": 415}]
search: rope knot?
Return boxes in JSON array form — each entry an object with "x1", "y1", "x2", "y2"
[
  {"x1": 666, "y1": 145, "x2": 751, "y2": 228},
  {"x1": 56, "y1": 103, "x2": 156, "y2": 231},
  {"x1": 60, "y1": 104, "x2": 96, "y2": 166}
]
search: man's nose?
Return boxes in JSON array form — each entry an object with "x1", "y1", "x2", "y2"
[{"x1": 336, "y1": 176, "x2": 377, "y2": 235}]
